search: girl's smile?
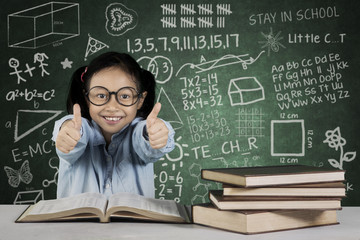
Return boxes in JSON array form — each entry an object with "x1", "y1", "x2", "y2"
[
  {"x1": 87, "y1": 67, "x2": 146, "y2": 144},
  {"x1": 103, "y1": 116, "x2": 122, "y2": 122}
]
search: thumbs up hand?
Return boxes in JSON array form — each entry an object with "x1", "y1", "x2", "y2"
[
  {"x1": 55, "y1": 104, "x2": 82, "y2": 153},
  {"x1": 146, "y1": 103, "x2": 169, "y2": 149}
]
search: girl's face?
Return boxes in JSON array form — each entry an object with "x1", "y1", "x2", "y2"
[{"x1": 87, "y1": 67, "x2": 146, "y2": 144}]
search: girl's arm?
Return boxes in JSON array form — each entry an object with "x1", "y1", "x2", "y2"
[
  {"x1": 132, "y1": 119, "x2": 175, "y2": 163},
  {"x1": 52, "y1": 111, "x2": 89, "y2": 165}
]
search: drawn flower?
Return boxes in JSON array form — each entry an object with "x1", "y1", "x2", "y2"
[
  {"x1": 323, "y1": 127, "x2": 346, "y2": 151},
  {"x1": 323, "y1": 127, "x2": 356, "y2": 170}
]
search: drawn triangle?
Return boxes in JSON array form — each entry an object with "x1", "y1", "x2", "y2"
[
  {"x1": 156, "y1": 88, "x2": 183, "y2": 130},
  {"x1": 84, "y1": 34, "x2": 109, "y2": 61},
  {"x1": 14, "y1": 110, "x2": 63, "y2": 143}
]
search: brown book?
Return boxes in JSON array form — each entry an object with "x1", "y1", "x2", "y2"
[
  {"x1": 222, "y1": 182, "x2": 346, "y2": 197},
  {"x1": 210, "y1": 190, "x2": 342, "y2": 210},
  {"x1": 16, "y1": 192, "x2": 191, "y2": 223},
  {"x1": 201, "y1": 165, "x2": 345, "y2": 187},
  {"x1": 192, "y1": 204, "x2": 339, "y2": 234}
]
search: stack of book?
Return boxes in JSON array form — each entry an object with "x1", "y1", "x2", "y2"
[{"x1": 192, "y1": 165, "x2": 346, "y2": 234}]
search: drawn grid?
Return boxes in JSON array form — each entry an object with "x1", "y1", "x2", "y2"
[{"x1": 236, "y1": 108, "x2": 265, "y2": 137}]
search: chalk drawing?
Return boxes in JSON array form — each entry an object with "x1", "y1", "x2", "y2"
[
  {"x1": 164, "y1": 136, "x2": 188, "y2": 167},
  {"x1": 189, "y1": 155, "x2": 240, "y2": 204},
  {"x1": 14, "y1": 190, "x2": 44, "y2": 204},
  {"x1": 4, "y1": 160, "x2": 33, "y2": 188},
  {"x1": 8, "y1": 2, "x2": 80, "y2": 49},
  {"x1": 105, "y1": 3, "x2": 138, "y2": 36},
  {"x1": 189, "y1": 163, "x2": 212, "y2": 204},
  {"x1": 9, "y1": 53, "x2": 52, "y2": 83},
  {"x1": 198, "y1": 4, "x2": 213, "y2": 15},
  {"x1": 228, "y1": 77, "x2": 265, "y2": 106},
  {"x1": 9, "y1": 58, "x2": 27, "y2": 84},
  {"x1": 61, "y1": 58, "x2": 73, "y2": 69},
  {"x1": 84, "y1": 34, "x2": 109, "y2": 61},
  {"x1": 34, "y1": 53, "x2": 50, "y2": 77},
  {"x1": 14, "y1": 110, "x2": 62, "y2": 143},
  {"x1": 271, "y1": 120, "x2": 305, "y2": 157},
  {"x1": 216, "y1": 4, "x2": 232, "y2": 15},
  {"x1": 323, "y1": 126, "x2": 356, "y2": 170},
  {"x1": 259, "y1": 27, "x2": 286, "y2": 56},
  {"x1": 212, "y1": 157, "x2": 239, "y2": 169},
  {"x1": 181, "y1": 4, "x2": 195, "y2": 15},
  {"x1": 236, "y1": 108, "x2": 265, "y2": 137},
  {"x1": 156, "y1": 87, "x2": 183, "y2": 130},
  {"x1": 138, "y1": 56, "x2": 173, "y2": 84},
  {"x1": 24, "y1": 63, "x2": 36, "y2": 77},
  {"x1": 161, "y1": 3, "x2": 232, "y2": 29},
  {"x1": 42, "y1": 157, "x2": 59, "y2": 187},
  {"x1": 161, "y1": 4, "x2": 177, "y2": 15},
  {"x1": 176, "y1": 51, "x2": 265, "y2": 76}
]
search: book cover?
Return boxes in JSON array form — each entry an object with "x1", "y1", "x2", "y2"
[
  {"x1": 201, "y1": 165, "x2": 345, "y2": 187},
  {"x1": 222, "y1": 182, "x2": 346, "y2": 197},
  {"x1": 209, "y1": 190, "x2": 342, "y2": 210},
  {"x1": 192, "y1": 204, "x2": 339, "y2": 234}
]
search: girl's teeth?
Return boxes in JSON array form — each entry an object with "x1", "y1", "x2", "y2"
[{"x1": 105, "y1": 117, "x2": 120, "y2": 121}]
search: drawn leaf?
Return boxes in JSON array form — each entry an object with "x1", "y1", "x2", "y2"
[
  {"x1": 328, "y1": 159, "x2": 341, "y2": 169},
  {"x1": 343, "y1": 152, "x2": 357, "y2": 162}
]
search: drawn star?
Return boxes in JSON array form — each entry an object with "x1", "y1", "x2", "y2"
[{"x1": 61, "y1": 58, "x2": 73, "y2": 69}]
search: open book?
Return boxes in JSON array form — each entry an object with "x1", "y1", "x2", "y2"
[{"x1": 16, "y1": 192, "x2": 191, "y2": 223}]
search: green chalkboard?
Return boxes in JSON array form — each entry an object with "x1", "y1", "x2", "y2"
[{"x1": 1, "y1": 0, "x2": 359, "y2": 206}]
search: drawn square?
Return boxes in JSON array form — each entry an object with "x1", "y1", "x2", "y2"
[{"x1": 271, "y1": 120, "x2": 305, "y2": 156}]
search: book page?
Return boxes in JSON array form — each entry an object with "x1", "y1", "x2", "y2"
[
  {"x1": 29, "y1": 192, "x2": 108, "y2": 215},
  {"x1": 108, "y1": 192, "x2": 182, "y2": 218}
]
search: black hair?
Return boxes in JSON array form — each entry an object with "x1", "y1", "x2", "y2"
[{"x1": 66, "y1": 52, "x2": 156, "y2": 120}]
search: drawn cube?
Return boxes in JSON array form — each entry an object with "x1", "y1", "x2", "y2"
[
  {"x1": 228, "y1": 77, "x2": 265, "y2": 106},
  {"x1": 8, "y1": 2, "x2": 79, "y2": 49}
]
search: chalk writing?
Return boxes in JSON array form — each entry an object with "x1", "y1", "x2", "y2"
[
  {"x1": 272, "y1": 53, "x2": 351, "y2": 110},
  {"x1": 127, "y1": 34, "x2": 240, "y2": 53}
]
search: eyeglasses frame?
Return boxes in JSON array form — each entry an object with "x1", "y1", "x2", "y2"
[{"x1": 85, "y1": 86, "x2": 143, "y2": 107}]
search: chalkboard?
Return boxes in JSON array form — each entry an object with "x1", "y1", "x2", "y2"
[{"x1": 1, "y1": 0, "x2": 359, "y2": 206}]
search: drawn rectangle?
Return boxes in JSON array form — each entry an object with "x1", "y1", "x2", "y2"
[
  {"x1": 271, "y1": 120, "x2": 305, "y2": 156},
  {"x1": 8, "y1": 2, "x2": 80, "y2": 49}
]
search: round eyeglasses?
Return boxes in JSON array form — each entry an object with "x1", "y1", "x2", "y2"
[{"x1": 85, "y1": 86, "x2": 142, "y2": 106}]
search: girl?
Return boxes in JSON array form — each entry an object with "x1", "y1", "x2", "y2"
[{"x1": 52, "y1": 52, "x2": 175, "y2": 199}]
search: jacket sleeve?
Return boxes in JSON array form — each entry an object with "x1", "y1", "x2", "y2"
[{"x1": 132, "y1": 119, "x2": 175, "y2": 163}]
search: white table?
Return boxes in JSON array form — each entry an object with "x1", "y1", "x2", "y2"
[{"x1": 0, "y1": 205, "x2": 359, "y2": 240}]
